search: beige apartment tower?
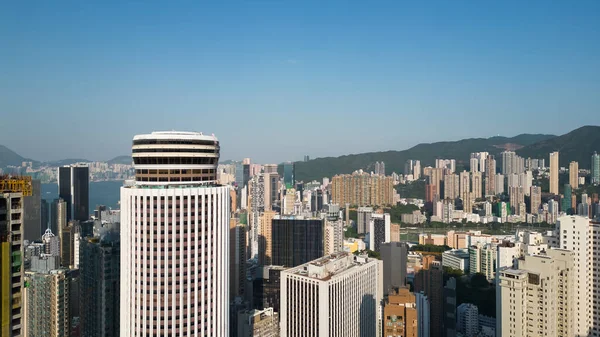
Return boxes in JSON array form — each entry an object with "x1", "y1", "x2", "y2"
[
  {"x1": 497, "y1": 249, "x2": 574, "y2": 337},
  {"x1": 569, "y1": 161, "x2": 579, "y2": 188},
  {"x1": 550, "y1": 151, "x2": 559, "y2": 194}
]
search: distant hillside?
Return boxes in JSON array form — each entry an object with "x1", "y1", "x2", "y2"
[
  {"x1": 516, "y1": 125, "x2": 600, "y2": 168},
  {"x1": 295, "y1": 133, "x2": 557, "y2": 182},
  {"x1": 107, "y1": 155, "x2": 132, "y2": 165},
  {"x1": 0, "y1": 145, "x2": 33, "y2": 168}
]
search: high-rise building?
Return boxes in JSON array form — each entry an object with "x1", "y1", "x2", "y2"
[
  {"x1": 497, "y1": 249, "x2": 574, "y2": 337},
  {"x1": 530, "y1": 186, "x2": 542, "y2": 214},
  {"x1": 562, "y1": 184, "x2": 573, "y2": 214},
  {"x1": 592, "y1": 152, "x2": 600, "y2": 185},
  {"x1": 383, "y1": 287, "x2": 418, "y2": 337},
  {"x1": 416, "y1": 292, "x2": 430, "y2": 337},
  {"x1": 22, "y1": 179, "x2": 42, "y2": 242},
  {"x1": 405, "y1": 160, "x2": 421, "y2": 179},
  {"x1": 484, "y1": 155, "x2": 496, "y2": 196},
  {"x1": 258, "y1": 211, "x2": 276, "y2": 266},
  {"x1": 457, "y1": 303, "x2": 479, "y2": 337},
  {"x1": 471, "y1": 171, "x2": 482, "y2": 200},
  {"x1": 557, "y1": 216, "x2": 600, "y2": 336},
  {"x1": 494, "y1": 173, "x2": 504, "y2": 195},
  {"x1": 79, "y1": 231, "x2": 120, "y2": 337},
  {"x1": 414, "y1": 257, "x2": 443, "y2": 337},
  {"x1": 443, "y1": 278, "x2": 457, "y2": 337},
  {"x1": 283, "y1": 162, "x2": 295, "y2": 189},
  {"x1": 356, "y1": 207, "x2": 373, "y2": 234},
  {"x1": 425, "y1": 184, "x2": 437, "y2": 204},
  {"x1": 237, "y1": 308, "x2": 279, "y2": 337},
  {"x1": 426, "y1": 168, "x2": 445, "y2": 199},
  {"x1": 436, "y1": 159, "x2": 456, "y2": 173},
  {"x1": 508, "y1": 187, "x2": 524, "y2": 215},
  {"x1": 271, "y1": 216, "x2": 324, "y2": 267},
  {"x1": 443, "y1": 174, "x2": 459, "y2": 200},
  {"x1": 1, "y1": 176, "x2": 31, "y2": 337},
  {"x1": 459, "y1": 171, "x2": 470, "y2": 207},
  {"x1": 120, "y1": 131, "x2": 230, "y2": 337},
  {"x1": 568, "y1": 161, "x2": 579, "y2": 189},
  {"x1": 369, "y1": 213, "x2": 390, "y2": 253},
  {"x1": 59, "y1": 220, "x2": 78, "y2": 268},
  {"x1": 381, "y1": 242, "x2": 408, "y2": 294},
  {"x1": 469, "y1": 158, "x2": 479, "y2": 173},
  {"x1": 331, "y1": 171, "x2": 394, "y2": 206},
  {"x1": 263, "y1": 172, "x2": 280, "y2": 211},
  {"x1": 58, "y1": 165, "x2": 90, "y2": 222},
  {"x1": 253, "y1": 265, "x2": 286, "y2": 314},
  {"x1": 324, "y1": 218, "x2": 344, "y2": 255},
  {"x1": 280, "y1": 252, "x2": 381, "y2": 337},
  {"x1": 501, "y1": 151, "x2": 515, "y2": 175},
  {"x1": 24, "y1": 256, "x2": 72, "y2": 337},
  {"x1": 550, "y1": 151, "x2": 559, "y2": 194},
  {"x1": 229, "y1": 219, "x2": 246, "y2": 299}
]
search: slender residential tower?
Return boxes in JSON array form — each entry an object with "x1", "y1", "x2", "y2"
[{"x1": 120, "y1": 131, "x2": 230, "y2": 337}]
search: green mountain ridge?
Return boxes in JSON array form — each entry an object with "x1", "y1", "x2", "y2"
[{"x1": 295, "y1": 127, "x2": 600, "y2": 182}]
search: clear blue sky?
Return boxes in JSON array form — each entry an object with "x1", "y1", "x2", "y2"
[{"x1": 1, "y1": 1, "x2": 599, "y2": 163}]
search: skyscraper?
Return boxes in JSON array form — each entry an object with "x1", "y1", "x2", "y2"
[
  {"x1": 356, "y1": 207, "x2": 373, "y2": 234},
  {"x1": 443, "y1": 174, "x2": 459, "y2": 200},
  {"x1": 484, "y1": 155, "x2": 496, "y2": 196},
  {"x1": 1, "y1": 176, "x2": 31, "y2": 337},
  {"x1": 530, "y1": 186, "x2": 542, "y2": 214},
  {"x1": 120, "y1": 131, "x2": 230, "y2": 337},
  {"x1": 592, "y1": 152, "x2": 600, "y2": 185},
  {"x1": 271, "y1": 216, "x2": 324, "y2": 267},
  {"x1": 569, "y1": 161, "x2": 579, "y2": 189},
  {"x1": 25, "y1": 255, "x2": 71, "y2": 337},
  {"x1": 280, "y1": 252, "x2": 381, "y2": 337},
  {"x1": 550, "y1": 151, "x2": 559, "y2": 194},
  {"x1": 557, "y1": 215, "x2": 600, "y2": 336},
  {"x1": 369, "y1": 213, "x2": 391, "y2": 253},
  {"x1": 58, "y1": 165, "x2": 90, "y2": 221},
  {"x1": 471, "y1": 171, "x2": 482, "y2": 200},
  {"x1": 80, "y1": 232, "x2": 120, "y2": 337},
  {"x1": 283, "y1": 162, "x2": 295, "y2": 189},
  {"x1": 414, "y1": 257, "x2": 443, "y2": 337},
  {"x1": 22, "y1": 179, "x2": 42, "y2": 242},
  {"x1": 381, "y1": 242, "x2": 408, "y2": 294}
]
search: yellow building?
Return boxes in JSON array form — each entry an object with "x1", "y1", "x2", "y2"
[
  {"x1": 331, "y1": 171, "x2": 394, "y2": 206},
  {"x1": 1, "y1": 176, "x2": 31, "y2": 336}
]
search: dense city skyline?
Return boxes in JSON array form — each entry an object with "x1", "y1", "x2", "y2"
[{"x1": 2, "y1": 1, "x2": 600, "y2": 162}]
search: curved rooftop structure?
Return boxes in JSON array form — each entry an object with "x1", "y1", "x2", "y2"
[{"x1": 131, "y1": 130, "x2": 220, "y2": 185}]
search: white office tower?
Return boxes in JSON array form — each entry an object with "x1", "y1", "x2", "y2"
[
  {"x1": 497, "y1": 249, "x2": 574, "y2": 337},
  {"x1": 120, "y1": 131, "x2": 230, "y2": 337},
  {"x1": 558, "y1": 215, "x2": 600, "y2": 336},
  {"x1": 280, "y1": 252, "x2": 381, "y2": 337},
  {"x1": 416, "y1": 291, "x2": 430, "y2": 337},
  {"x1": 369, "y1": 213, "x2": 391, "y2": 252}
]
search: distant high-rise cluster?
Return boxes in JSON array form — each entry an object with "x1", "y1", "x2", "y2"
[
  {"x1": 374, "y1": 161, "x2": 386, "y2": 176},
  {"x1": 404, "y1": 159, "x2": 421, "y2": 180},
  {"x1": 435, "y1": 159, "x2": 456, "y2": 173},
  {"x1": 331, "y1": 170, "x2": 394, "y2": 206}
]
